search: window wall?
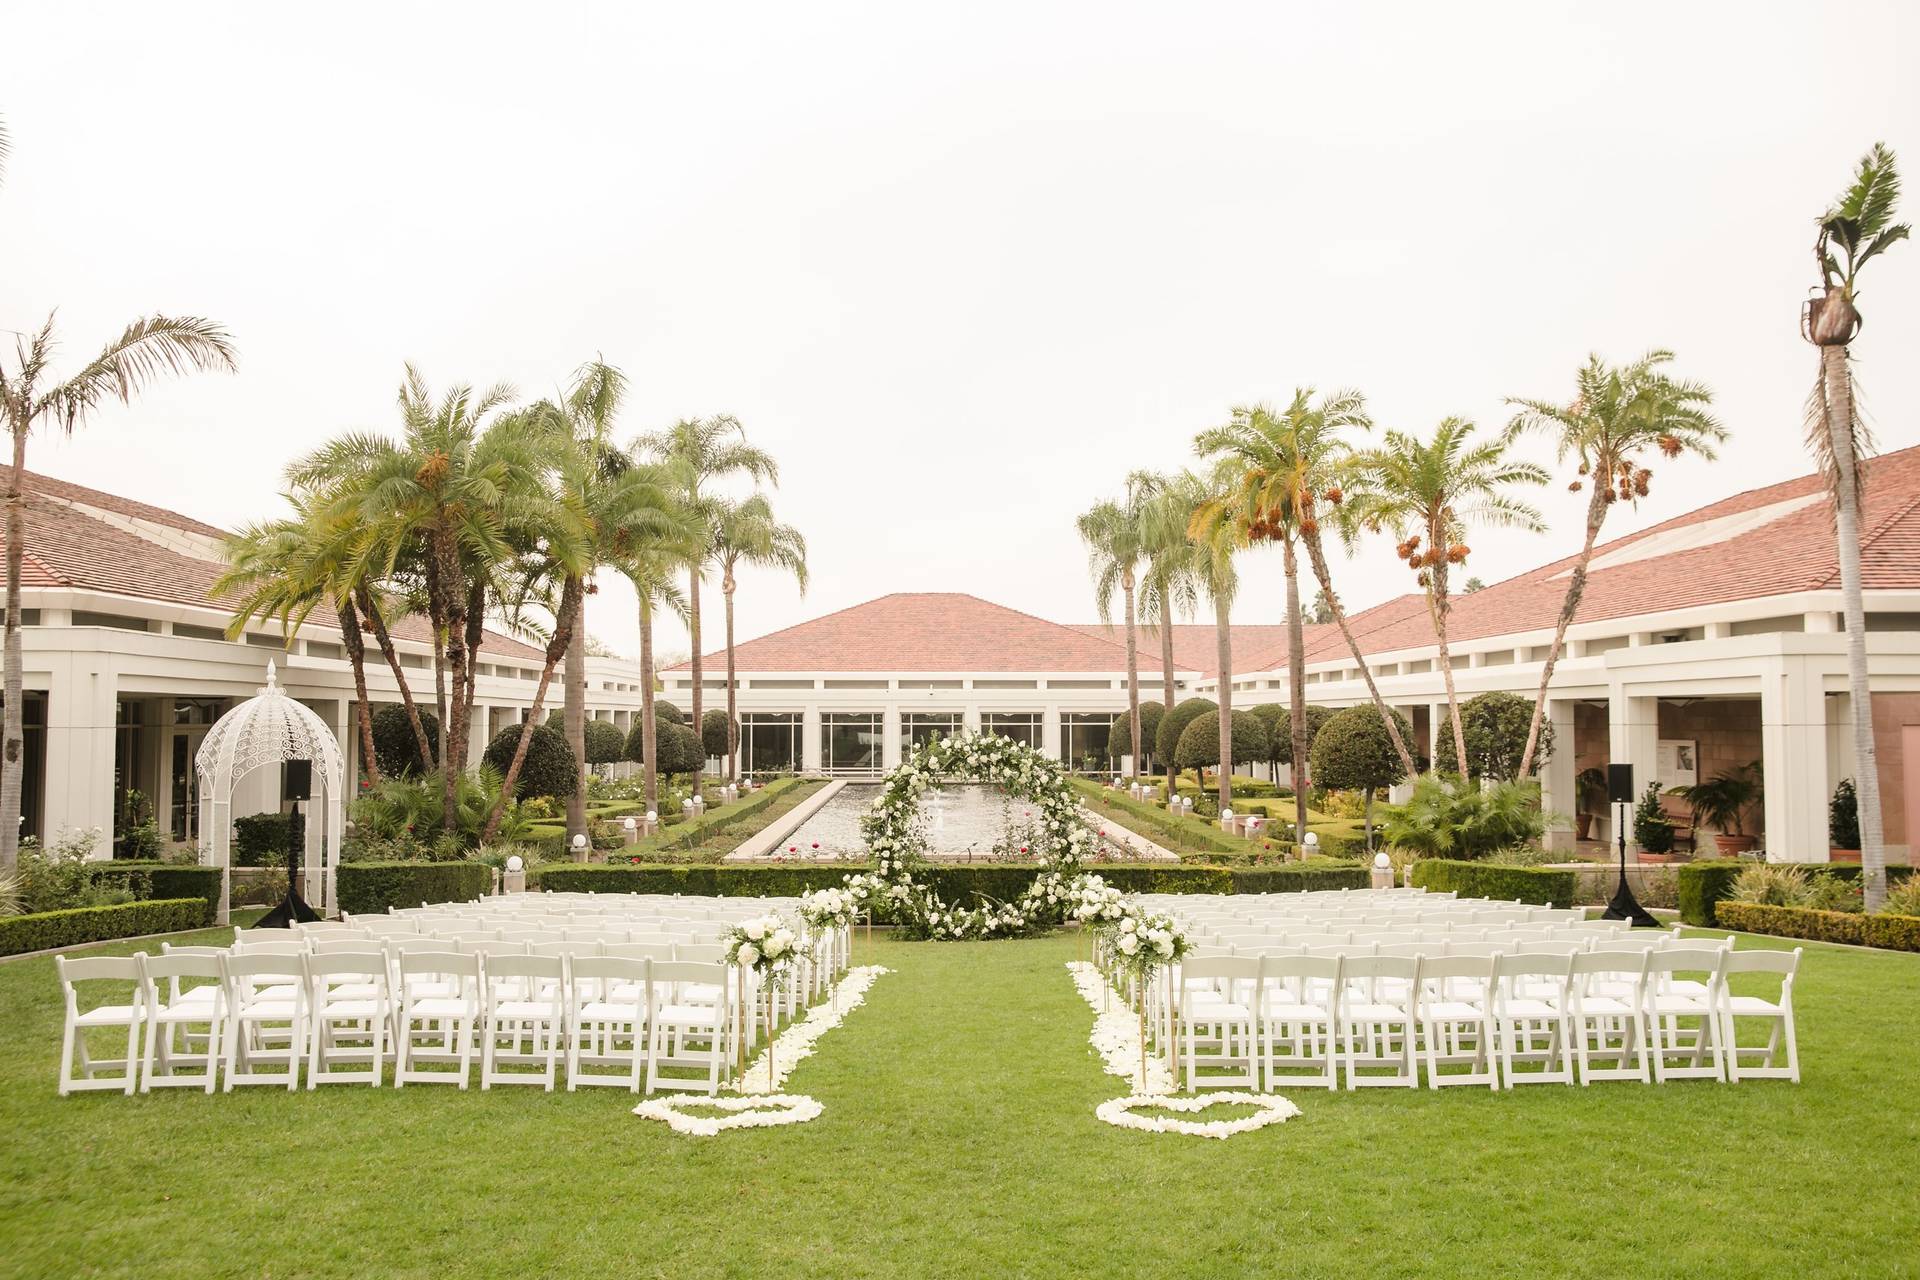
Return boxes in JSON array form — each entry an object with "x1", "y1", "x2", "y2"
[
  {"x1": 980, "y1": 712, "x2": 1042, "y2": 748},
  {"x1": 740, "y1": 712, "x2": 803, "y2": 776},
  {"x1": 822, "y1": 712, "x2": 883, "y2": 776},
  {"x1": 902, "y1": 712, "x2": 962, "y2": 752},
  {"x1": 1061, "y1": 712, "x2": 1117, "y2": 771}
]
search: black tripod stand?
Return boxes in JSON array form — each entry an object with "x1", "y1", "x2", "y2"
[
  {"x1": 256, "y1": 761, "x2": 320, "y2": 928},
  {"x1": 1600, "y1": 794, "x2": 1660, "y2": 929}
]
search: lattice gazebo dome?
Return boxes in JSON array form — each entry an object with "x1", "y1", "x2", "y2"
[{"x1": 196, "y1": 661, "x2": 345, "y2": 922}]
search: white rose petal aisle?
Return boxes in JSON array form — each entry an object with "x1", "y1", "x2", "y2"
[
  {"x1": 730, "y1": 964, "x2": 891, "y2": 1094},
  {"x1": 632, "y1": 1094, "x2": 825, "y2": 1138},
  {"x1": 1095, "y1": 1093, "x2": 1301, "y2": 1141}
]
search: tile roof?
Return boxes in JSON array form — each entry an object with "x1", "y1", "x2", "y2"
[
  {"x1": 671, "y1": 592, "x2": 1199, "y2": 674},
  {"x1": 2, "y1": 471, "x2": 547, "y2": 661},
  {"x1": 1068, "y1": 622, "x2": 1340, "y2": 679}
]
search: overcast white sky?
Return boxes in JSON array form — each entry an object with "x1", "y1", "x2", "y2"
[{"x1": 5, "y1": 2, "x2": 1916, "y2": 662}]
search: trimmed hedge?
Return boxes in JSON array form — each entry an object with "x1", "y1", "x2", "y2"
[
  {"x1": 535, "y1": 860, "x2": 1370, "y2": 900},
  {"x1": 88, "y1": 863, "x2": 224, "y2": 918},
  {"x1": 233, "y1": 813, "x2": 294, "y2": 867},
  {"x1": 336, "y1": 862, "x2": 493, "y2": 916},
  {"x1": 0, "y1": 898, "x2": 212, "y2": 957},
  {"x1": 658, "y1": 778, "x2": 809, "y2": 851},
  {"x1": 1409, "y1": 859, "x2": 1576, "y2": 909},
  {"x1": 1713, "y1": 900, "x2": 1920, "y2": 952},
  {"x1": 1678, "y1": 859, "x2": 1915, "y2": 928}
]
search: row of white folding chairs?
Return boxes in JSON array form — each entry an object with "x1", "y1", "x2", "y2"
[
  {"x1": 1153, "y1": 946, "x2": 1799, "y2": 1092},
  {"x1": 55, "y1": 948, "x2": 743, "y2": 1097},
  {"x1": 1189, "y1": 923, "x2": 1629, "y2": 949}
]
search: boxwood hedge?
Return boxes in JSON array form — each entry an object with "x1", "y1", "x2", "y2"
[
  {"x1": 336, "y1": 862, "x2": 493, "y2": 916},
  {"x1": 1408, "y1": 858, "x2": 1576, "y2": 909},
  {"x1": 0, "y1": 898, "x2": 211, "y2": 957},
  {"x1": 86, "y1": 863, "x2": 224, "y2": 918},
  {"x1": 1713, "y1": 900, "x2": 1920, "y2": 952}
]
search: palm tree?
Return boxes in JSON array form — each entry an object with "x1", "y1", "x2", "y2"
[
  {"x1": 1345, "y1": 418, "x2": 1547, "y2": 775},
  {"x1": 1077, "y1": 472, "x2": 1159, "y2": 779},
  {"x1": 712, "y1": 494, "x2": 808, "y2": 783},
  {"x1": 1803, "y1": 142, "x2": 1908, "y2": 910},
  {"x1": 1139, "y1": 473, "x2": 1197, "y2": 791},
  {"x1": 1195, "y1": 390, "x2": 1418, "y2": 789},
  {"x1": 635, "y1": 417, "x2": 778, "y2": 801},
  {"x1": 0, "y1": 314, "x2": 236, "y2": 870},
  {"x1": 621, "y1": 548, "x2": 689, "y2": 815},
  {"x1": 1179, "y1": 469, "x2": 1242, "y2": 816},
  {"x1": 1507, "y1": 353, "x2": 1724, "y2": 779}
]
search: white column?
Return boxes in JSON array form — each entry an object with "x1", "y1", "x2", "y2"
[
  {"x1": 44, "y1": 655, "x2": 119, "y2": 854},
  {"x1": 962, "y1": 704, "x2": 982, "y2": 733},
  {"x1": 1608, "y1": 687, "x2": 1660, "y2": 853},
  {"x1": 468, "y1": 703, "x2": 491, "y2": 769},
  {"x1": 1042, "y1": 706, "x2": 1063, "y2": 761},
  {"x1": 802, "y1": 707, "x2": 823, "y2": 773},
  {"x1": 881, "y1": 707, "x2": 902, "y2": 770},
  {"x1": 1540, "y1": 698, "x2": 1578, "y2": 850},
  {"x1": 1760, "y1": 657, "x2": 1830, "y2": 863},
  {"x1": 332, "y1": 698, "x2": 355, "y2": 788}
]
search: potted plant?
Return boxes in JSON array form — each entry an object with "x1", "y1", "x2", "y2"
[
  {"x1": 1574, "y1": 767, "x2": 1608, "y2": 841},
  {"x1": 1671, "y1": 761, "x2": 1762, "y2": 856},
  {"x1": 1632, "y1": 781, "x2": 1675, "y2": 863},
  {"x1": 1829, "y1": 777, "x2": 1861, "y2": 863}
]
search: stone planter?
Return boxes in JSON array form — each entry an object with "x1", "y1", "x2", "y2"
[
  {"x1": 1636, "y1": 851, "x2": 1677, "y2": 865},
  {"x1": 1713, "y1": 833, "x2": 1758, "y2": 856},
  {"x1": 1829, "y1": 848, "x2": 1862, "y2": 864}
]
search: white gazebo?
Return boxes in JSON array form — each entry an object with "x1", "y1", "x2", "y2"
[{"x1": 196, "y1": 661, "x2": 346, "y2": 924}]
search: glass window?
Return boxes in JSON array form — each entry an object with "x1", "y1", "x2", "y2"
[
  {"x1": 902, "y1": 713, "x2": 961, "y2": 752},
  {"x1": 822, "y1": 712, "x2": 882, "y2": 776},
  {"x1": 740, "y1": 712, "x2": 802, "y2": 775},
  {"x1": 1060, "y1": 712, "x2": 1117, "y2": 770},
  {"x1": 980, "y1": 712, "x2": 1041, "y2": 748}
]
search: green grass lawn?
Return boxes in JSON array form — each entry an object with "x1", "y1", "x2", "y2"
[{"x1": 3, "y1": 928, "x2": 1917, "y2": 1279}]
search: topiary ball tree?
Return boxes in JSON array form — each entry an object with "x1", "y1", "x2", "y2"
[
  {"x1": 654, "y1": 701, "x2": 685, "y2": 726},
  {"x1": 654, "y1": 720, "x2": 705, "y2": 780},
  {"x1": 1432, "y1": 690, "x2": 1553, "y2": 780},
  {"x1": 582, "y1": 718, "x2": 626, "y2": 767},
  {"x1": 370, "y1": 704, "x2": 439, "y2": 778},
  {"x1": 481, "y1": 722, "x2": 579, "y2": 801},
  {"x1": 1155, "y1": 697, "x2": 1216, "y2": 790},
  {"x1": 1106, "y1": 701, "x2": 1166, "y2": 773},
  {"x1": 701, "y1": 708, "x2": 733, "y2": 762},
  {"x1": 1309, "y1": 704, "x2": 1415, "y2": 849},
  {"x1": 1174, "y1": 709, "x2": 1270, "y2": 794}
]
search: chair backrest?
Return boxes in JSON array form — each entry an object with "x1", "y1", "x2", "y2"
[
  {"x1": 532, "y1": 940, "x2": 600, "y2": 960},
  {"x1": 483, "y1": 953, "x2": 565, "y2": 984},
  {"x1": 160, "y1": 943, "x2": 226, "y2": 958},
  {"x1": 603, "y1": 942, "x2": 675, "y2": 963},
  {"x1": 1645, "y1": 947, "x2": 1727, "y2": 978},
  {"x1": 568, "y1": 955, "x2": 649, "y2": 984},
  {"x1": 233, "y1": 939, "x2": 306, "y2": 956},
  {"x1": 675, "y1": 943, "x2": 726, "y2": 963},
  {"x1": 1571, "y1": 950, "x2": 1647, "y2": 980},
  {"x1": 307, "y1": 952, "x2": 389, "y2": 981},
  {"x1": 220, "y1": 952, "x2": 307, "y2": 982},
  {"x1": 649, "y1": 959, "x2": 727, "y2": 988},
  {"x1": 1517, "y1": 940, "x2": 1586, "y2": 956},
  {"x1": 140, "y1": 950, "x2": 224, "y2": 985},
  {"x1": 1494, "y1": 952, "x2": 1572, "y2": 985},
  {"x1": 1178, "y1": 955, "x2": 1260, "y2": 984},
  {"x1": 311, "y1": 938, "x2": 386, "y2": 955},
  {"x1": 1719, "y1": 946, "x2": 1799, "y2": 978},
  {"x1": 1414, "y1": 954, "x2": 1493, "y2": 984},
  {"x1": 56, "y1": 953, "x2": 145, "y2": 987},
  {"x1": 397, "y1": 950, "x2": 482, "y2": 979},
  {"x1": 1260, "y1": 954, "x2": 1344, "y2": 984},
  {"x1": 1340, "y1": 954, "x2": 1420, "y2": 983}
]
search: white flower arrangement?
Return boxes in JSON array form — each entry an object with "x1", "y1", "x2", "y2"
[
  {"x1": 798, "y1": 886, "x2": 857, "y2": 932},
  {"x1": 1094, "y1": 1093, "x2": 1301, "y2": 1140},
  {"x1": 633, "y1": 1093, "x2": 824, "y2": 1137},
  {"x1": 723, "y1": 912, "x2": 798, "y2": 975}
]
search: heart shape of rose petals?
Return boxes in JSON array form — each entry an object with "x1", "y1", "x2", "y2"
[
  {"x1": 633, "y1": 1093, "x2": 823, "y2": 1137},
  {"x1": 1096, "y1": 1092, "x2": 1300, "y2": 1139}
]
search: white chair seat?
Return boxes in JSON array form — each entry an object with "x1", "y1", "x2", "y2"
[
  {"x1": 1346, "y1": 1001, "x2": 1410, "y2": 1021},
  {"x1": 1577, "y1": 995, "x2": 1637, "y2": 1017},
  {"x1": 576, "y1": 1000, "x2": 641, "y2": 1022},
  {"x1": 658, "y1": 1003, "x2": 721, "y2": 1026},
  {"x1": 1724, "y1": 995, "x2": 1785, "y2": 1016},
  {"x1": 1502, "y1": 998, "x2": 1562, "y2": 1019},
  {"x1": 1267, "y1": 1001, "x2": 1333, "y2": 1021},
  {"x1": 1186, "y1": 1000, "x2": 1251, "y2": 1020},
  {"x1": 316, "y1": 998, "x2": 386, "y2": 1019},
  {"x1": 75, "y1": 1004, "x2": 144, "y2": 1027},
  {"x1": 1647, "y1": 994, "x2": 1712, "y2": 1016},
  {"x1": 1424, "y1": 1000, "x2": 1485, "y2": 1021},
  {"x1": 410, "y1": 997, "x2": 479, "y2": 1019},
  {"x1": 493, "y1": 999, "x2": 558, "y2": 1020}
]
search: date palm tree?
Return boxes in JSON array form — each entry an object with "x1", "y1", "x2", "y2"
[
  {"x1": 1507, "y1": 353, "x2": 1724, "y2": 779},
  {"x1": 1195, "y1": 390, "x2": 1419, "y2": 785},
  {"x1": 1344, "y1": 417, "x2": 1547, "y2": 775},
  {"x1": 0, "y1": 314, "x2": 236, "y2": 870},
  {"x1": 712, "y1": 494, "x2": 808, "y2": 783},
  {"x1": 1139, "y1": 472, "x2": 1197, "y2": 790},
  {"x1": 1078, "y1": 472, "x2": 1160, "y2": 778},
  {"x1": 1176, "y1": 469, "x2": 1243, "y2": 816},
  {"x1": 635, "y1": 416, "x2": 778, "y2": 801},
  {"x1": 1803, "y1": 142, "x2": 1908, "y2": 910},
  {"x1": 621, "y1": 547, "x2": 690, "y2": 815}
]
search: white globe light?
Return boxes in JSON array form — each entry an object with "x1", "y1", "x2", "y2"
[
  {"x1": 1304, "y1": 831, "x2": 1319, "y2": 847},
  {"x1": 1373, "y1": 851, "x2": 1390, "y2": 869},
  {"x1": 505, "y1": 854, "x2": 525, "y2": 873},
  {"x1": 623, "y1": 817, "x2": 637, "y2": 830},
  {"x1": 1221, "y1": 808, "x2": 1233, "y2": 820},
  {"x1": 645, "y1": 810, "x2": 657, "y2": 822},
  {"x1": 571, "y1": 833, "x2": 587, "y2": 850}
]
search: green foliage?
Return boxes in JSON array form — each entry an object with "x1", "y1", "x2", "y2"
[
  {"x1": 0, "y1": 898, "x2": 210, "y2": 957},
  {"x1": 651, "y1": 720, "x2": 705, "y2": 777},
  {"x1": 1729, "y1": 863, "x2": 1811, "y2": 907},
  {"x1": 1830, "y1": 778, "x2": 1861, "y2": 849},
  {"x1": 1106, "y1": 701, "x2": 1165, "y2": 766},
  {"x1": 1153, "y1": 698, "x2": 1216, "y2": 771},
  {"x1": 653, "y1": 777, "x2": 807, "y2": 851},
  {"x1": 348, "y1": 769, "x2": 531, "y2": 850},
  {"x1": 538, "y1": 860, "x2": 1369, "y2": 900},
  {"x1": 1378, "y1": 775, "x2": 1547, "y2": 861},
  {"x1": 233, "y1": 812, "x2": 294, "y2": 868},
  {"x1": 481, "y1": 723, "x2": 578, "y2": 801},
  {"x1": 1430, "y1": 691, "x2": 1552, "y2": 780},
  {"x1": 583, "y1": 718, "x2": 625, "y2": 766},
  {"x1": 335, "y1": 862, "x2": 492, "y2": 915},
  {"x1": 1173, "y1": 708, "x2": 1269, "y2": 773},
  {"x1": 1713, "y1": 897, "x2": 1920, "y2": 951},
  {"x1": 83, "y1": 863, "x2": 223, "y2": 918},
  {"x1": 1253, "y1": 703, "x2": 1335, "y2": 767},
  {"x1": 1407, "y1": 858, "x2": 1575, "y2": 908},
  {"x1": 701, "y1": 708, "x2": 733, "y2": 759},
  {"x1": 371, "y1": 704, "x2": 439, "y2": 777},
  {"x1": 654, "y1": 701, "x2": 684, "y2": 725},
  {"x1": 1883, "y1": 878, "x2": 1920, "y2": 918},
  {"x1": 1676, "y1": 859, "x2": 1745, "y2": 926},
  {"x1": 1309, "y1": 705, "x2": 1414, "y2": 794},
  {"x1": 1632, "y1": 782, "x2": 1674, "y2": 853},
  {"x1": 16, "y1": 831, "x2": 126, "y2": 913},
  {"x1": 1671, "y1": 761, "x2": 1761, "y2": 836}
]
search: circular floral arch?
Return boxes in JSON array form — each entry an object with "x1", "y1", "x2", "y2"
[{"x1": 852, "y1": 732, "x2": 1095, "y2": 940}]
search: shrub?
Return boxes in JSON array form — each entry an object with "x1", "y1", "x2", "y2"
[
  {"x1": 655, "y1": 777, "x2": 807, "y2": 851},
  {"x1": 652, "y1": 721, "x2": 705, "y2": 778},
  {"x1": 233, "y1": 812, "x2": 293, "y2": 868},
  {"x1": 17, "y1": 830, "x2": 124, "y2": 913},
  {"x1": 1106, "y1": 702, "x2": 1166, "y2": 768},
  {"x1": 335, "y1": 862, "x2": 492, "y2": 915},
  {"x1": 86, "y1": 863, "x2": 223, "y2": 918},
  {"x1": 371, "y1": 704, "x2": 439, "y2": 777},
  {"x1": 1632, "y1": 782, "x2": 1674, "y2": 854},
  {"x1": 1255, "y1": 704, "x2": 1335, "y2": 773},
  {"x1": 655, "y1": 701, "x2": 685, "y2": 725},
  {"x1": 1713, "y1": 901, "x2": 1867, "y2": 947},
  {"x1": 1153, "y1": 698, "x2": 1217, "y2": 773},
  {"x1": 583, "y1": 718, "x2": 626, "y2": 766},
  {"x1": 701, "y1": 709, "x2": 734, "y2": 760},
  {"x1": 537, "y1": 861, "x2": 1370, "y2": 900},
  {"x1": 1676, "y1": 859, "x2": 1745, "y2": 926},
  {"x1": 1408, "y1": 858, "x2": 1576, "y2": 908},
  {"x1": 481, "y1": 723, "x2": 578, "y2": 801},
  {"x1": 0, "y1": 898, "x2": 210, "y2": 957},
  {"x1": 1728, "y1": 863, "x2": 1811, "y2": 907},
  {"x1": 1377, "y1": 775, "x2": 1547, "y2": 861},
  {"x1": 1431, "y1": 691, "x2": 1554, "y2": 780},
  {"x1": 1174, "y1": 709, "x2": 1269, "y2": 776},
  {"x1": 348, "y1": 769, "x2": 529, "y2": 848},
  {"x1": 1803, "y1": 874, "x2": 1864, "y2": 914},
  {"x1": 1883, "y1": 878, "x2": 1920, "y2": 918},
  {"x1": 1829, "y1": 778, "x2": 1860, "y2": 849},
  {"x1": 1309, "y1": 706, "x2": 1414, "y2": 796},
  {"x1": 1865, "y1": 912, "x2": 1920, "y2": 951}
]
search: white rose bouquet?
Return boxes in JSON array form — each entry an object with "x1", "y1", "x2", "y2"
[{"x1": 724, "y1": 912, "x2": 799, "y2": 976}]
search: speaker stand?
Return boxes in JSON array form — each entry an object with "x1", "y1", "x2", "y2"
[
  {"x1": 254, "y1": 800, "x2": 320, "y2": 928},
  {"x1": 1600, "y1": 799, "x2": 1661, "y2": 928}
]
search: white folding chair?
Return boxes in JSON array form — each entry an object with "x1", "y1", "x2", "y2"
[
  {"x1": 481, "y1": 954, "x2": 566, "y2": 1091},
  {"x1": 1414, "y1": 955, "x2": 1497, "y2": 1089},
  {"x1": 1570, "y1": 950, "x2": 1650, "y2": 1085},
  {"x1": 1254, "y1": 954, "x2": 1341, "y2": 1091},
  {"x1": 647, "y1": 961, "x2": 732, "y2": 1096},
  {"x1": 394, "y1": 951, "x2": 481, "y2": 1088},
  {"x1": 567, "y1": 956, "x2": 650, "y2": 1092},
  {"x1": 1176, "y1": 956, "x2": 1260, "y2": 1091},
  {"x1": 1645, "y1": 948, "x2": 1727, "y2": 1083},
  {"x1": 220, "y1": 952, "x2": 308, "y2": 1091},
  {"x1": 55, "y1": 955, "x2": 146, "y2": 1096},
  {"x1": 307, "y1": 953, "x2": 392, "y2": 1086},
  {"x1": 1493, "y1": 953, "x2": 1574, "y2": 1087},
  {"x1": 1718, "y1": 947, "x2": 1800, "y2": 1083},
  {"x1": 138, "y1": 951, "x2": 226, "y2": 1092},
  {"x1": 1338, "y1": 955, "x2": 1420, "y2": 1089}
]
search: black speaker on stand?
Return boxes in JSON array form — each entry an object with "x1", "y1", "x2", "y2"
[
  {"x1": 1600, "y1": 762, "x2": 1660, "y2": 928},
  {"x1": 255, "y1": 758, "x2": 320, "y2": 928}
]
